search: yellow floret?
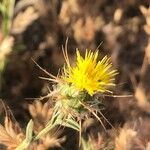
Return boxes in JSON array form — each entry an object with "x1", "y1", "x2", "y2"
[{"x1": 63, "y1": 49, "x2": 117, "y2": 96}]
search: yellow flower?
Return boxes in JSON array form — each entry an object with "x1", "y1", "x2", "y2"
[{"x1": 63, "y1": 49, "x2": 117, "y2": 96}]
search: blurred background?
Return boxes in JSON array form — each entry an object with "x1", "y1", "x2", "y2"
[{"x1": 0, "y1": 0, "x2": 150, "y2": 149}]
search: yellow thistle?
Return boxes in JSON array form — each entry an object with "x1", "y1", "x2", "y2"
[
  {"x1": 63, "y1": 49, "x2": 117, "y2": 96},
  {"x1": 33, "y1": 48, "x2": 118, "y2": 139}
]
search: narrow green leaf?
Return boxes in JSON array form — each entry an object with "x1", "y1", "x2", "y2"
[
  {"x1": 34, "y1": 110, "x2": 80, "y2": 140},
  {"x1": 34, "y1": 122, "x2": 56, "y2": 140},
  {"x1": 34, "y1": 110, "x2": 61, "y2": 140},
  {"x1": 62, "y1": 118, "x2": 80, "y2": 131},
  {"x1": 15, "y1": 120, "x2": 33, "y2": 150}
]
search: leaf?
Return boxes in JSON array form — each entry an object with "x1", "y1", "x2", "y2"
[
  {"x1": 34, "y1": 110, "x2": 80, "y2": 140},
  {"x1": 34, "y1": 110, "x2": 61, "y2": 140},
  {"x1": 34, "y1": 121, "x2": 56, "y2": 140},
  {"x1": 61, "y1": 118, "x2": 80, "y2": 131},
  {"x1": 15, "y1": 120, "x2": 33, "y2": 150}
]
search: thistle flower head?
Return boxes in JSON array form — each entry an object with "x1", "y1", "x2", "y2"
[
  {"x1": 63, "y1": 49, "x2": 117, "y2": 96},
  {"x1": 33, "y1": 47, "x2": 118, "y2": 139}
]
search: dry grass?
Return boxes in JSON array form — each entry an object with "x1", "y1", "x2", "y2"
[
  {"x1": 0, "y1": 0, "x2": 150, "y2": 150},
  {"x1": 0, "y1": 116, "x2": 24, "y2": 150}
]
